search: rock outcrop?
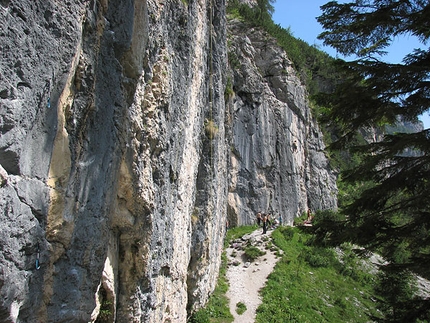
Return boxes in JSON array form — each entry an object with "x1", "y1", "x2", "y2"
[
  {"x1": 226, "y1": 21, "x2": 337, "y2": 226},
  {"x1": 1, "y1": 0, "x2": 227, "y2": 322},
  {"x1": 0, "y1": 1, "x2": 336, "y2": 322}
]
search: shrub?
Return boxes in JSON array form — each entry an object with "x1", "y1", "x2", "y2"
[
  {"x1": 224, "y1": 76, "x2": 234, "y2": 101},
  {"x1": 303, "y1": 247, "x2": 337, "y2": 268},
  {"x1": 236, "y1": 302, "x2": 247, "y2": 315},
  {"x1": 204, "y1": 119, "x2": 218, "y2": 140}
]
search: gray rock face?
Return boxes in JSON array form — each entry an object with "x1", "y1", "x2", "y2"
[
  {"x1": 0, "y1": 1, "x2": 336, "y2": 323},
  {"x1": 226, "y1": 21, "x2": 337, "y2": 226},
  {"x1": 1, "y1": 0, "x2": 227, "y2": 322}
]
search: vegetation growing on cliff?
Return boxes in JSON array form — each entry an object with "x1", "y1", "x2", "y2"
[{"x1": 227, "y1": 0, "x2": 338, "y2": 96}]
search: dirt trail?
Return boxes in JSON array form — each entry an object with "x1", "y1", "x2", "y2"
[{"x1": 225, "y1": 228, "x2": 280, "y2": 323}]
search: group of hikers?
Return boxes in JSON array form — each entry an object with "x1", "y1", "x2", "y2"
[
  {"x1": 256, "y1": 209, "x2": 314, "y2": 233},
  {"x1": 226, "y1": 209, "x2": 314, "y2": 234}
]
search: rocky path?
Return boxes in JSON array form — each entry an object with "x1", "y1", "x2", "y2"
[{"x1": 225, "y1": 228, "x2": 280, "y2": 323}]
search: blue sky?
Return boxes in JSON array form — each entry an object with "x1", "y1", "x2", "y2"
[{"x1": 272, "y1": 0, "x2": 430, "y2": 129}]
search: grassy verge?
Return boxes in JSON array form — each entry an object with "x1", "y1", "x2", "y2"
[
  {"x1": 256, "y1": 226, "x2": 382, "y2": 323},
  {"x1": 189, "y1": 226, "x2": 256, "y2": 323}
]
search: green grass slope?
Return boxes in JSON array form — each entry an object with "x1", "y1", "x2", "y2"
[{"x1": 256, "y1": 227, "x2": 382, "y2": 322}]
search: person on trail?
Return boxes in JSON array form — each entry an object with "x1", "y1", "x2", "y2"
[
  {"x1": 256, "y1": 212, "x2": 262, "y2": 226},
  {"x1": 267, "y1": 213, "x2": 272, "y2": 228},
  {"x1": 262, "y1": 214, "x2": 267, "y2": 234},
  {"x1": 304, "y1": 209, "x2": 314, "y2": 224}
]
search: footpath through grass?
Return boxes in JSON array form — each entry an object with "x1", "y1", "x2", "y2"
[{"x1": 189, "y1": 225, "x2": 383, "y2": 323}]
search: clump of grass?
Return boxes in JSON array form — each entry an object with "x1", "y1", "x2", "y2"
[
  {"x1": 236, "y1": 302, "x2": 247, "y2": 315},
  {"x1": 292, "y1": 211, "x2": 310, "y2": 226},
  {"x1": 188, "y1": 310, "x2": 209, "y2": 323},
  {"x1": 303, "y1": 246, "x2": 337, "y2": 268},
  {"x1": 224, "y1": 76, "x2": 234, "y2": 100},
  {"x1": 244, "y1": 245, "x2": 265, "y2": 261}
]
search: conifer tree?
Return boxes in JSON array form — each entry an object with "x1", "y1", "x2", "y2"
[{"x1": 314, "y1": 1, "x2": 430, "y2": 321}]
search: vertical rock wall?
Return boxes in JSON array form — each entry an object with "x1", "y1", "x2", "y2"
[
  {"x1": 0, "y1": 1, "x2": 337, "y2": 323},
  {"x1": 0, "y1": 0, "x2": 227, "y2": 322},
  {"x1": 226, "y1": 21, "x2": 337, "y2": 226}
]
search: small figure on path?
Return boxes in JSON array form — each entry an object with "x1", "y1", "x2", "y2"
[{"x1": 262, "y1": 214, "x2": 267, "y2": 234}]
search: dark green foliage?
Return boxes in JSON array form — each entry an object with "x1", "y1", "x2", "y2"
[
  {"x1": 227, "y1": 0, "x2": 274, "y2": 25},
  {"x1": 188, "y1": 310, "x2": 210, "y2": 323},
  {"x1": 373, "y1": 266, "x2": 430, "y2": 323},
  {"x1": 314, "y1": 1, "x2": 430, "y2": 321},
  {"x1": 235, "y1": 302, "x2": 247, "y2": 315},
  {"x1": 317, "y1": 1, "x2": 430, "y2": 58},
  {"x1": 303, "y1": 246, "x2": 337, "y2": 268},
  {"x1": 375, "y1": 268, "x2": 416, "y2": 321},
  {"x1": 307, "y1": 209, "x2": 347, "y2": 247}
]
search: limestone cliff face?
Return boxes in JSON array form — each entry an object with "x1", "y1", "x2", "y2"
[
  {"x1": 226, "y1": 21, "x2": 337, "y2": 226},
  {"x1": 1, "y1": 0, "x2": 227, "y2": 322},
  {"x1": 0, "y1": 1, "x2": 336, "y2": 322}
]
